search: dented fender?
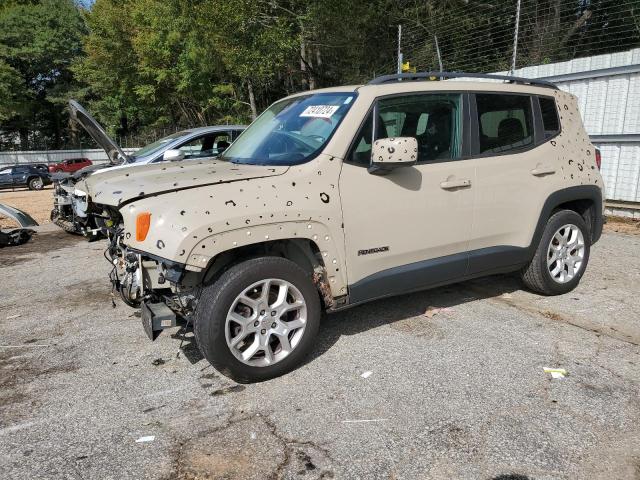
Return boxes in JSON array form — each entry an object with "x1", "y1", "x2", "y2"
[
  {"x1": 187, "y1": 220, "x2": 347, "y2": 297},
  {"x1": 118, "y1": 154, "x2": 348, "y2": 297}
]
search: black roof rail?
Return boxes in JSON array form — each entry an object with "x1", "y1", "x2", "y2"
[{"x1": 367, "y1": 71, "x2": 558, "y2": 90}]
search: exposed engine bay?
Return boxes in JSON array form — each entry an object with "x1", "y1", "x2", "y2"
[
  {"x1": 51, "y1": 167, "x2": 111, "y2": 239},
  {"x1": 104, "y1": 220, "x2": 202, "y2": 340}
]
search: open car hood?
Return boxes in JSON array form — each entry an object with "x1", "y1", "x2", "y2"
[
  {"x1": 79, "y1": 160, "x2": 288, "y2": 207},
  {"x1": 69, "y1": 100, "x2": 130, "y2": 165}
]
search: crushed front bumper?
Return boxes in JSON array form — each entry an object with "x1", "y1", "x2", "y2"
[{"x1": 109, "y1": 242, "x2": 202, "y2": 340}]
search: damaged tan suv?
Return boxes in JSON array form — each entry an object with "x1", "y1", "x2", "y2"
[{"x1": 82, "y1": 72, "x2": 604, "y2": 382}]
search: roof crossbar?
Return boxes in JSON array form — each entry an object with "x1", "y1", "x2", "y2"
[{"x1": 367, "y1": 71, "x2": 558, "y2": 90}]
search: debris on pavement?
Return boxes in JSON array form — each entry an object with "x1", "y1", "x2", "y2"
[
  {"x1": 6, "y1": 314, "x2": 21, "y2": 319},
  {"x1": 135, "y1": 435, "x2": 155, "y2": 443},
  {"x1": 0, "y1": 203, "x2": 39, "y2": 248},
  {"x1": 423, "y1": 306, "x2": 453, "y2": 318},
  {"x1": 361, "y1": 371, "x2": 373, "y2": 379},
  {"x1": 544, "y1": 367, "x2": 568, "y2": 379}
]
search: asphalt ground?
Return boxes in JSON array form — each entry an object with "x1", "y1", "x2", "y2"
[{"x1": 1, "y1": 224, "x2": 639, "y2": 479}]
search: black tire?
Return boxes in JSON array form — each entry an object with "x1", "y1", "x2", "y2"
[
  {"x1": 521, "y1": 209, "x2": 591, "y2": 295},
  {"x1": 194, "y1": 257, "x2": 321, "y2": 383},
  {"x1": 28, "y1": 177, "x2": 44, "y2": 190}
]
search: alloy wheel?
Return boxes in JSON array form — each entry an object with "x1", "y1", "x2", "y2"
[
  {"x1": 547, "y1": 223, "x2": 585, "y2": 283},
  {"x1": 225, "y1": 278, "x2": 307, "y2": 367}
]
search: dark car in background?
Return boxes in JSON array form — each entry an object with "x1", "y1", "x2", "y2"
[
  {"x1": 48, "y1": 157, "x2": 93, "y2": 173},
  {"x1": 0, "y1": 164, "x2": 51, "y2": 190}
]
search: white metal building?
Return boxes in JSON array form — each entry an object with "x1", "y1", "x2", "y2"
[{"x1": 507, "y1": 48, "x2": 640, "y2": 215}]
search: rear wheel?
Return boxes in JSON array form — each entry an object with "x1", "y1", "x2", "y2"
[
  {"x1": 521, "y1": 210, "x2": 590, "y2": 295},
  {"x1": 28, "y1": 177, "x2": 44, "y2": 190},
  {"x1": 195, "y1": 257, "x2": 321, "y2": 383}
]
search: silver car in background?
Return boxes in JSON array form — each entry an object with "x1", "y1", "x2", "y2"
[{"x1": 52, "y1": 100, "x2": 246, "y2": 236}]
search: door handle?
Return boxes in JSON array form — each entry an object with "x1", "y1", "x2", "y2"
[
  {"x1": 531, "y1": 165, "x2": 556, "y2": 176},
  {"x1": 440, "y1": 178, "x2": 471, "y2": 190}
]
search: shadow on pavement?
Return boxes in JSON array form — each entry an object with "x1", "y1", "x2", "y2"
[{"x1": 307, "y1": 273, "x2": 524, "y2": 364}]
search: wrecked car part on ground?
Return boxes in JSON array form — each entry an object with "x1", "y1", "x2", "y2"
[
  {"x1": 51, "y1": 100, "x2": 246, "y2": 239},
  {"x1": 87, "y1": 72, "x2": 604, "y2": 383},
  {"x1": 0, "y1": 203, "x2": 38, "y2": 247}
]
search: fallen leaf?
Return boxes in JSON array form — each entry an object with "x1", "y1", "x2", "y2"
[
  {"x1": 424, "y1": 306, "x2": 441, "y2": 318},
  {"x1": 423, "y1": 306, "x2": 453, "y2": 318}
]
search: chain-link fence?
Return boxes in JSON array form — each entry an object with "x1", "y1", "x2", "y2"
[{"x1": 396, "y1": 0, "x2": 640, "y2": 75}]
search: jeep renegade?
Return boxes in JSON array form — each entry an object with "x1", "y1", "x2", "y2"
[{"x1": 82, "y1": 72, "x2": 604, "y2": 383}]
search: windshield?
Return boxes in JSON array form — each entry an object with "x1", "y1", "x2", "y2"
[
  {"x1": 130, "y1": 131, "x2": 189, "y2": 160},
  {"x1": 221, "y1": 92, "x2": 356, "y2": 166}
]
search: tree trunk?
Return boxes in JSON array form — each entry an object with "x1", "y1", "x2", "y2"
[
  {"x1": 247, "y1": 80, "x2": 257, "y2": 120},
  {"x1": 308, "y1": 45, "x2": 316, "y2": 90},
  {"x1": 52, "y1": 108, "x2": 61, "y2": 149},
  {"x1": 300, "y1": 36, "x2": 308, "y2": 90},
  {"x1": 19, "y1": 127, "x2": 28, "y2": 150}
]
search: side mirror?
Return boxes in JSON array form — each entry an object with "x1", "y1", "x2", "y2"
[
  {"x1": 163, "y1": 149, "x2": 185, "y2": 162},
  {"x1": 369, "y1": 137, "x2": 418, "y2": 175}
]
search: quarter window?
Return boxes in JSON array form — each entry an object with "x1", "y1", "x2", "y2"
[
  {"x1": 348, "y1": 114, "x2": 374, "y2": 165},
  {"x1": 539, "y1": 96, "x2": 560, "y2": 138},
  {"x1": 476, "y1": 94, "x2": 533, "y2": 154}
]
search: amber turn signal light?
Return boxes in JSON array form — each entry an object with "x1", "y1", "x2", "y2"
[{"x1": 136, "y1": 212, "x2": 151, "y2": 242}]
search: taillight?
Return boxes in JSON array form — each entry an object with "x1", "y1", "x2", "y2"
[
  {"x1": 136, "y1": 212, "x2": 151, "y2": 242},
  {"x1": 595, "y1": 148, "x2": 602, "y2": 170}
]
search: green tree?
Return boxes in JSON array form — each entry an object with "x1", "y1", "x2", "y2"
[
  {"x1": 0, "y1": 0, "x2": 86, "y2": 149},
  {"x1": 203, "y1": 0, "x2": 298, "y2": 119}
]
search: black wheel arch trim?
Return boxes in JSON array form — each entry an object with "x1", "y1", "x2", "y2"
[{"x1": 529, "y1": 184, "x2": 603, "y2": 251}]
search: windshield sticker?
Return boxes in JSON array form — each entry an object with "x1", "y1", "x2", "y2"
[{"x1": 300, "y1": 105, "x2": 340, "y2": 118}]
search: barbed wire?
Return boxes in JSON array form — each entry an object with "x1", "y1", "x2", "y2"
[{"x1": 396, "y1": 0, "x2": 640, "y2": 74}]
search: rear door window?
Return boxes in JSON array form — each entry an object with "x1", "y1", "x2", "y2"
[{"x1": 476, "y1": 94, "x2": 533, "y2": 154}]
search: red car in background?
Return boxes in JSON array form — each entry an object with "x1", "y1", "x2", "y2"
[{"x1": 48, "y1": 158, "x2": 92, "y2": 173}]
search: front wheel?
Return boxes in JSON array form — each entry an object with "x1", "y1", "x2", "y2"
[
  {"x1": 195, "y1": 257, "x2": 321, "y2": 383},
  {"x1": 521, "y1": 209, "x2": 591, "y2": 295}
]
